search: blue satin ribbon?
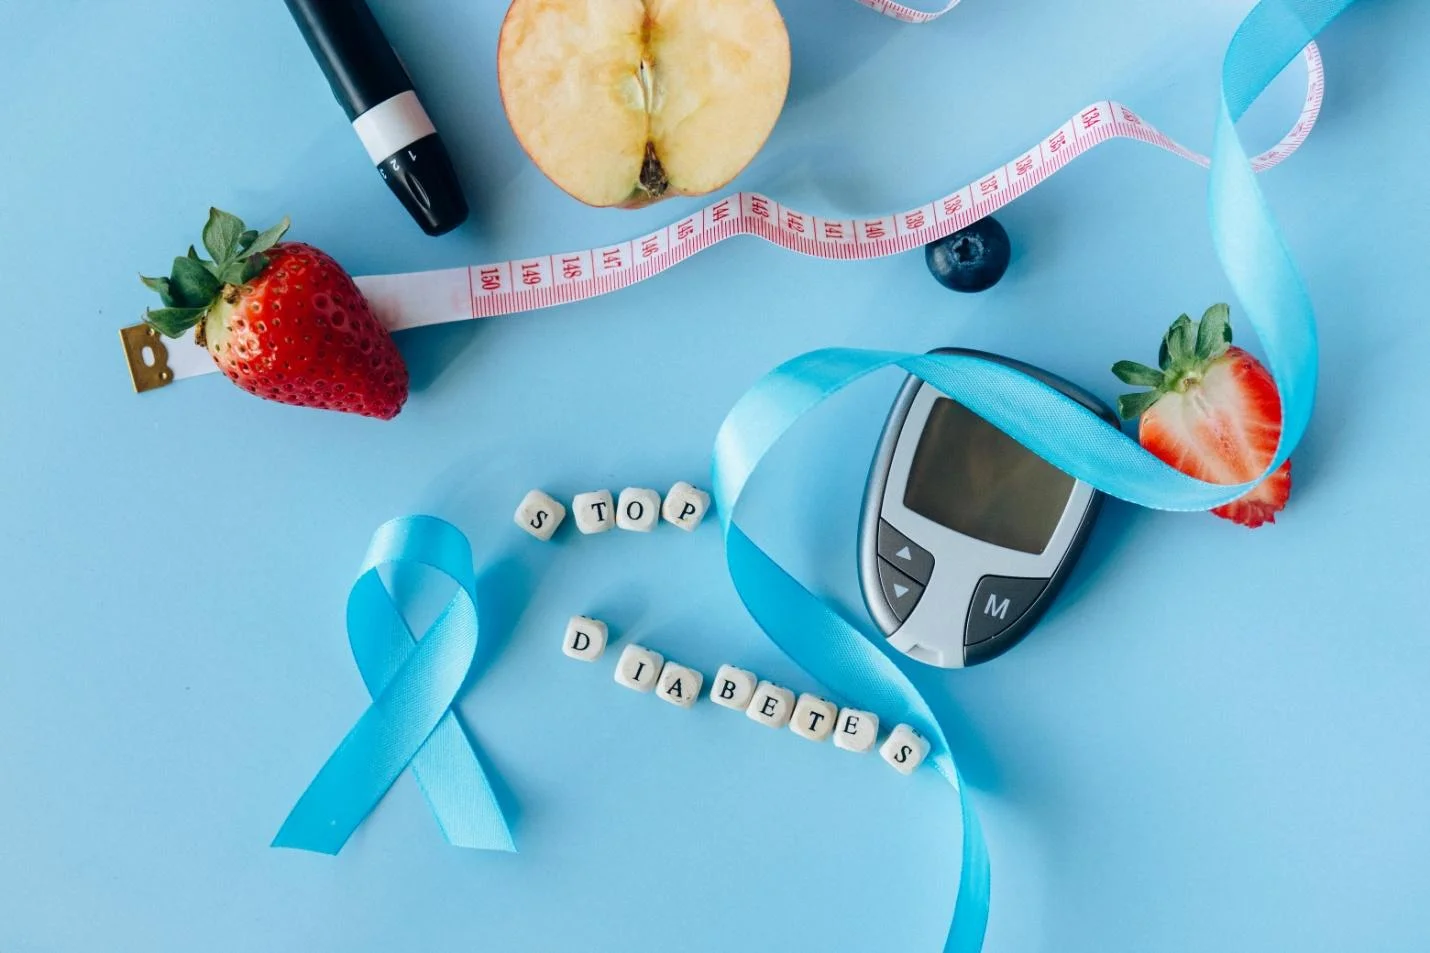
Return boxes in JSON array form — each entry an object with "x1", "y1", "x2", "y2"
[
  {"x1": 711, "y1": 0, "x2": 1355, "y2": 949},
  {"x1": 273, "y1": 516, "x2": 514, "y2": 855}
]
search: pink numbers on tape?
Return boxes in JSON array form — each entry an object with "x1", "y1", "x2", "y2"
[{"x1": 140, "y1": 16, "x2": 1325, "y2": 385}]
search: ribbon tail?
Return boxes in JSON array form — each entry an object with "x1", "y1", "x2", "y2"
[
  {"x1": 725, "y1": 524, "x2": 990, "y2": 950},
  {"x1": 271, "y1": 688, "x2": 443, "y2": 855},
  {"x1": 409, "y1": 713, "x2": 516, "y2": 852}
]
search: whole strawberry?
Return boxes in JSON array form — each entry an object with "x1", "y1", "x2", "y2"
[
  {"x1": 141, "y1": 209, "x2": 408, "y2": 419},
  {"x1": 1112, "y1": 304, "x2": 1291, "y2": 528}
]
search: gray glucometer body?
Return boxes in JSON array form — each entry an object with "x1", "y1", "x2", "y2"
[{"x1": 858, "y1": 348, "x2": 1118, "y2": 668}]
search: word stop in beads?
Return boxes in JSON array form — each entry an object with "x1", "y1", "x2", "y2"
[{"x1": 516, "y1": 482, "x2": 711, "y2": 541}]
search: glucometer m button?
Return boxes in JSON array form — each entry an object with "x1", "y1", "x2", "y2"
[
  {"x1": 965, "y1": 575, "x2": 1047, "y2": 646},
  {"x1": 876, "y1": 558, "x2": 925, "y2": 623},
  {"x1": 876, "y1": 520, "x2": 934, "y2": 585}
]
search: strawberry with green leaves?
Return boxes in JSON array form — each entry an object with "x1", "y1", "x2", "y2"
[
  {"x1": 1113, "y1": 304, "x2": 1291, "y2": 528},
  {"x1": 141, "y1": 209, "x2": 408, "y2": 419}
]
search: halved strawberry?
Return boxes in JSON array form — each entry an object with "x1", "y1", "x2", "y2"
[
  {"x1": 1112, "y1": 304, "x2": 1291, "y2": 528},
  {"x1": 141, "y1": 209, "x2": 408, "y2": 419}
]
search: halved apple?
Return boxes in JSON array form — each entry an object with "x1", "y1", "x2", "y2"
[{"x1": 497, "y1": 0, "x2": 791, "y2": 208}]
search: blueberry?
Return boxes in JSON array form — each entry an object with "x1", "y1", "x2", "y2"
[{"x1": 924, "y1": 217, "x2": 1011, "y2": 293}]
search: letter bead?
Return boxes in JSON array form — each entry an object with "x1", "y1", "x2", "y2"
[
  {"x1": 789, "y1": 693, "x2": 837, "y2": 742},
  {"x1": 614, "y1": 644, "x2": 664, "y2": 692},
  {"x1": 745, "y1": 681, "x2": 795, "y2": 728},
  {"x1": 879, "y1": 724, "x2": 930, "y2": 775},
  {"x1": 833, "y1": 708, "x2": 880, "y2": 753},
  {"x1": 514, "y1": 489, "x2": 566, "y2": 541},
  {"x1": 661, "y1": 481, "x2": 711, "y2": 532},
  {"x1": 562, "y1": 615, "x2": 608, "y2": 662},
  {"x1": 656, "y1": 661, "x2": 704, "y2": 709},
  {"x1": 616, "y1": 487, "x2": 661, "y2": 532},
  {"x1": 572, "y1": 490, "x2": 615, "y2": 534},
  {"x1": 709, "y1": 664, "x2": 757, "y2": 710}
]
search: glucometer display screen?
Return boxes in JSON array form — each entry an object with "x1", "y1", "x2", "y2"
[{"x1": 904, "y1": 397, "x2": 1076, "y2": 555}]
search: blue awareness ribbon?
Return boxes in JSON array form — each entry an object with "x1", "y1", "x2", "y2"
[
  {"x1": 710, "y1": 0, "x2": 1356, "y2": 949},
  {"x1": 273, "y1": 515, "x2": 515, "y2": 855}
]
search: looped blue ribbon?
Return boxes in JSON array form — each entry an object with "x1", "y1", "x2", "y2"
[
  {"x1": 273, "y1": 516, "x2": 514, "y2": 855},
  {"x1": 711, "y1": 0, "x2": 1355, "y2": 949}
]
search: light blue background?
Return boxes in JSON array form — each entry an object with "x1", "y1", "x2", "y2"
[{"x1": 1, "y1": 0, "x2": 1426, "y2": 950}]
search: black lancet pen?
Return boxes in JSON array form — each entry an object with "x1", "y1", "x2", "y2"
[{"x1": 284, "y1": 0, "x2": 469, "y2": 236}]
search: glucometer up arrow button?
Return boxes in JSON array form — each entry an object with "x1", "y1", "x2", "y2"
[
  {"x1": 876, "y1": 558, "x2": 925, "y2": 623},
  {"x1": 877, "y1": 520, "x2": 934, "y2": 585}
]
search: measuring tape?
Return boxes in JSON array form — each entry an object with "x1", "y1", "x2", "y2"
[
  {"x1": 116, "y1": 7, "x2": 1324, "y2": 391},
  {"x1": 852, "y1": 0, "x2": 969, "y2": 24}
]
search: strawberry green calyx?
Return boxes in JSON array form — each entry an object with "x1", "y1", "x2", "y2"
[
  {"x1": 139, "y1": 208, "x2": 291, "y2": 340},
  {"x1": 1112, "y1": 303, "x2": 1234, "y2": 420}
]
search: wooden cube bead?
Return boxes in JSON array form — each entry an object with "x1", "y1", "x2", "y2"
[
  {"x1": 562, "y1": 616, "x2": 608, "y2": 662},
  {"x1": 661, "y1": 481, "x2": 710, "y2": 532},
  {"x1": 709, "y1": 664, "x2": 758, "y2": 710},
  {"x1": 514, "y1": 489, "x2": 566, "y2": 541},
  {"x1": 833, "y1": 708, "x2": 880, "y2": 753},
  {"x1": 656, "y1": 661, "x2": 703, "y2": 709},
  {"x1": 614, "y1": 644, "x2": 663, "y2": 692},
  {"x1": 789, "y1": 693, "x2": 837, "y2": 742},
  {"x1": 879, "y1": 724, "x2": 930, "y2": 775},
  {"x1": 745, "y1": 681, "x2": 795, "y2": 728},
  {"x1": 572, "y1": 490, "x2": 616, "y2": 534},
  {"x1": 616, "y1": 487, "x2": 661, "y2": 532}
]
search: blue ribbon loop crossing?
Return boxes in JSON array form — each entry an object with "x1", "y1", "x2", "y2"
[
  {"x1": 273, "y1": 516, "x2": 514, "y2": 855},
  {"x1": 711, "y1": 0, "x2": 1356, "y2": 950}
]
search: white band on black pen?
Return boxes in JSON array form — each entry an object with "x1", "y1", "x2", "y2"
[{"x1": 352, "y1": 90, "x2": 438, "y2": 165}]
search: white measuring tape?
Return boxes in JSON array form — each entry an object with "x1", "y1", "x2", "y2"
[
  {"x1": 851, "y1": 0, "x2": 970, "y2": 25},
  {"x1": 125, "y1": 5, "x2": 1324, "y2": 388}
]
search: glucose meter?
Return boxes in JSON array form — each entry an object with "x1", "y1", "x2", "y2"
[{"x1": 859, "y1": 348, "x2": 1118, "y2": 668}]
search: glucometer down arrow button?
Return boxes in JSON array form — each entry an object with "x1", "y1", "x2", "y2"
[
  {"x1": 877, "y1": 520, "x2": 934, "y2": 585},
  {"x1": 876, "y1": 558, "x2": 925, "y2": 623}
]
